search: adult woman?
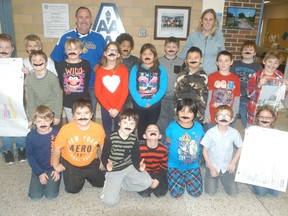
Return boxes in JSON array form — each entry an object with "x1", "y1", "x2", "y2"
[{"x1": 179, "y1": 8, "x2": 225, "y2": 75}]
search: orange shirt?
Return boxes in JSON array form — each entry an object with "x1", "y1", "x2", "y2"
[{"x1": 54, "y1": 121, "x2": 105, "y2": 167}]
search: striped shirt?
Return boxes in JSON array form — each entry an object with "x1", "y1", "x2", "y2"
[
  {"x1": 101, "y1": 131, "x2": 140, "y2": 171},
  {"x1": 139, "y1": 142, "x2": 168, "y2": 181}
]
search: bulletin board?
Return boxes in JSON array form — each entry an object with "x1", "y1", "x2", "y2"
[{"x1": 264, "y1": 18, "x2": 288, "y2": 49}]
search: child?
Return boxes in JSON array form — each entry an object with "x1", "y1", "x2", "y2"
[
  {"x1": 26, "y1": 50, "x2": 63, "y2": 129},
  {"x1": 247, "y1": 50, "x2": 287, "y2": 125},
  {"x1": 23, "y1": 34, "x2": 57, "y2": 76},
  {"x1": 129, "y1": 43, "x2": 168, "y2": 140},
  {"x1": 157, "y1": 37, "x2": 184, "y2": 136},
  {"x1": 174, "y1": 46, "x2": 208, "y2": 125},
  {"x1": 116, "y1": 33, "x2": 140, "y2": 108},
  {"x1": 250, "y1": 105, "x2": 279, "y2": 196},
  {"x1": 201, "y1": 105, "x2": 242, "y2": 196},
  {"x1": 101, "y1": 108, "x2": 155, "y2": 206},
  {"x1": 56, "y1": 38, "x2": 91, "y2": 122},
  {"x1": 230, "y1": 40, "x2": 262, "y2": 128},
  {"x1": 204, "y1": 50, "x2": 241, "y2": 131},
  {"x1": 0, "y1": 33, "x2": 26, "y2": 164},
  {"x1": 52, "y1": 98, "x2": 106, "y2": 194},
  {"x1": 138, "y1": 124, "x2": 168, "y2": 197},
  {"x1": 95, "y1": 42, "x2": 129, "y2": 135},
  {"x1": 165, "y1": 98, "x2": 205, "y2": 198},
  {"x1": 26, "y1": 105, "x2": 60, "y2": 200}
]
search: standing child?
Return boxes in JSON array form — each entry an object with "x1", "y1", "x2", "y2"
[
  {"x1": 157, "y1": 37, "x2": 184, "y2": 136},
  {"x1": 26, "y1": 50, "x2": 63, "y2": 129},
  {"x1": 52, "y1": 98, "x2": 106, "y2": 194},
  {"x1": 0, "y1": 33, "x2": 26, "y2": 164},
  {"x1": 101, "y1": 108, "x2": 155, "y2": 206},
  {"x1": 230, "y1": 40, "x2": 262, "y2": 128},
  {"x1": 129, "y1": 43, "x2": 168, "y2": 140},
  {"x1": 174, "y1": 46, "x2": 208, "y2": 125},
  {"x1": 250, "y1": 105, "x2": 280, "y2": 196},
  {"x1": 204, "y1": 50, "x2": 241, "y2": 131},
  {"x1": 116, "y1": 33, "x2": 140, "y2": 108},
  {"x1": 138, "y1": 124, "x2": 168, "y2": 197},
  {"x1": 26, "y1": 105, "x2": 60, "y2": 200},
  {"x1": 201, "y1": 105, "x2": 242, "y2": 196},
  {"x1": 56, "y1": 38, "x2": 91, "y2": 122},
  {"x1": 23, "y1": 34, "x2": 57, "y2": 75},
  {"x1": 165, "y1": 98, "x2": 205, "y2": 198},
  {"x1": 95, "y1": 42, "x2": 129, "y2": 135},
  {"x1": 247, "y1": 50, "x2": 287, "y2": 125}
]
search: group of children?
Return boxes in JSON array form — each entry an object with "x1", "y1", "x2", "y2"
[{"x1": 0, "y1": 31, "x2": 287, "y2": 205}]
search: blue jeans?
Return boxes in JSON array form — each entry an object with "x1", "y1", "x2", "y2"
[
  {"x1": 101, "y1": 106, "x2": 118, "y2": 135},
  {"x1": 0, "y1": 136, "x2": 26, "y2": 154},
  {"x1": 28, "y1": 170, "x2": 61, "y2": 200},
  {"x1": 252, "y1": 185, "x2": 280, "y2": 197},
  {"x1": 231, "y1": 101, "x2": 248, "y2": 128},
  {"x1": 89, "y1": 86, "x2": 97, "y2": 121}
]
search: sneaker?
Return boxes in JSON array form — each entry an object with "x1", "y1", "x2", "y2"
[
  {"x1": 18, "y1": 148, "x2": 27, "y2": 162},
  {"x1": 3, "y1": 151, "x2": 15, "y2": 165}
]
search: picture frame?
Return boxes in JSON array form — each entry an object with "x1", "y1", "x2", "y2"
[
  {"x1": 225, "y1": 7, "x2": 256, "y2": 30},
  {"x1": 154, "y1": 6, "x2": 191, "y2": 40}
]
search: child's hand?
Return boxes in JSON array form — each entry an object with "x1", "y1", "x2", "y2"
[
  {"x1": 150, "y1": 179, "x2": 159, "y2": 189},
  {"x1": 139, "y1": 158, "x2": 146, "y2": 172},
  {"x1": 110, "y1": 109, "x2": 119, "y2": 118},
  {"x1": 227, "y1": 162, "x2": 236, "y2": 174},
  {"x1": 258, "y1": 76, "x2": 268, "y2": 88},
  {"x1": 209, "y1": 167, "x2": 219, "y2": 177},
  {"x1": 51, "y1": 170, "x2": 60, "y2": 182},
  {"x1": 54, "y1": 163, "x2": 65, "y2": 173},
  {"x1": 99, "y1": 161, "x2": 105, "y2": 171},
  {"x1": 146, "y1": 104, "x2": 151, "y2": 108},
  {"x1": 106, "y1": 159, "x2": 113, "y2": 171},
  {"x1": 39, "y1": 173, "x2": 49, "y2": 185},
  {"x1": 22, "y1": 67, "x2": 29, "y2": 75},
  {"x1": 28, "y1": 121, "x2": 33, "y2": 129},
  {"x1": 53, "y1": 118, "x2": 60, "y2": 125}
]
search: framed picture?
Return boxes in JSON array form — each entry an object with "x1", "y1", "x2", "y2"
[
  {"x1": 154, "y1": 6, "x2": 191, "y2": 40},
  {"x1": 225, "y1": 7, "x2": 256, "y2": 30}
]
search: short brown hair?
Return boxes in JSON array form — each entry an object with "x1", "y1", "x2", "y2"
[
  {"x1": 118, "y1": 108, "x2": 139, "y2": 125},
  {"x1": 33, "y1": 105, "x2": 53, "y2": 121},
  {"x1": 255, "y1": 105, "x2": 276, "y2": 128},
  {"x1": 29, "y1": 50, "x2": 48, "y2": 63},
  {"x1": 216, "y1": 50, "x2": 233, "y2": 61},
  {"x1": 240, "y1": 40, "x2": 257, "y2": 52},
  {"x1": 263, "y1": 50, "x2": 284, "y2": 64},
  {"x1": 214, "y1": 105, "x2": 233, "y2": 117},
  {"x1": 164, "y1": 37, "x2": 180, "y2": 47},
  {"x1": 72, "y1": 98, "x2": 93, "y2": 114},
  {"x1": 0, "y1": 33, "x2": 14, "y2": 47}
]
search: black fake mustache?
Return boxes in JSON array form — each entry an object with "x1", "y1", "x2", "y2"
[
  {"x1": 78, "y1": 118, "x2": 88, "y2": 121},
  {"x1": 243, "y1": 52, "x2": 252, "y2": 54},
  {"x1": 168, "y1": 50, "x2": 174, "y2": 52},
  {"x1": 33, "y1": 63, "x2": 44, "y2": 66},
  {"x1": 108, "y1": 53, "x2": 116, "y2": 56},
  {"x1": 219, "y1": 119, "x2": 228, "y2": 122},
  {"x1": 260, "y1": 120, "x2": 270, "y2": 124},
  {"x1": 125, "y1": 127, "x2": 132, "y2": 131},
  {"x1": 40, "y1": 125, "x2": 48, "y2": 128},
  {"x1": 123, "y1": 49, "x2": 128, "y2": 52},
  {"x1": 189, "y1": 61, "x2": 197, "y2": 64},
  {"x1": 181, "y1": 116, "x2": 190, "y2": 119},
  {"x1": 68, "y1": 52, "x2": 77, "y2": 56},
  {"x1": 150, "y1": 133, "x2": 157, "y2": 136},
  {"x1": 0, "y1": 52, "x2": 9, "y2": 55},
  {"x1": 144, "y1": 58, "x2": 151, "y2": 60}
]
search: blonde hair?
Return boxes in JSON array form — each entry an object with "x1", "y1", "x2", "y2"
[
  {"x1": 99, "y1": 42, "x2": 122, "y2": 67},
  {"x1": 263, "y1": 50, "x2": 284, "y2": 64},
  {"x1": 196, "y1": 8, "x2": 218, "y2": 37},
  {"x1": 33, "y1": 105, "x2": 53, "y2": 121},
  {"x1": 24, "y1": 34, "x2": 42, "y2": 50},
  {"x1": 64, "y1": 38, "x2": 83, "y2": 51},
  {"x1": 0, "y1": 33, "x2": 14, "y2": 47},
  {"x1": 255, "y1": 105, "x2": 276, "y2": 128}
]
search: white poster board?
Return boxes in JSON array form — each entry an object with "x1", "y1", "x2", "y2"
[
  {"x1": 42, "y1": 3, "x2": 70, "y2": 38},
  {"x1": 0, "y1": 58, "x2": 29, "y2": 136},
  {"x1": 235, "y1": 126, "x2": 288, "y2": 192}
]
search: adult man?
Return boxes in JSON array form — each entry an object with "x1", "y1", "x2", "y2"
[{"x1": 51, "y1": 6, "x2": 105, "y2": 119}]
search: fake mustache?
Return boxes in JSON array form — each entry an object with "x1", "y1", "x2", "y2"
[
  {"x1": 68, "y1": 52, "x2": 77, "y2": 56},
  {"x1": 219, "y1": 119, "x2": 229, "y2": 122},
  {"x1": 39, "y1": 125, "x2": 48, "y2": 128},
  {"x1": 33, "y1": 63, "x2": 44, "y2": 66},
  {"x1": 108, "y1": 53, "x2": 116, "y2": 56},
  {"x1": 260, "y1": 120, "x2": 270, "y2": 124},
  {"x1": 243, "y1": 52, "x2": 252, "y2": 54},
  {"x1": 168, "y1": 50, "x2": 175, "y2": 53},
  {"x1": 123, "y1": 49, "x2": 129, "y2": 52},
  {"x1": 78, "y1": 118, "x2": 89, "y2": 121},
  {"x1": 144, "y1": 58, "x2": 151, "y2": 60},
  {"x1": 0, "y1": 52, "x2": 9, "y2": 55},
  {"x1": 125, "y1": 127, "x2": 132, "y2": 131},
  {"x1": 189, "y1": 61, "x2": 198, "y2": 64},
  {"x1": 150, "y1": 133, "x2": 157, "y2": 136},
  {"x1": 181, "y1": 116, "x2": 190, "y2": 119}
]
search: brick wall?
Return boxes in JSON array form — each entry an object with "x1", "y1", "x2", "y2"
[{"x1": 222, "y1": 0, "x2": 262, "y2": 60}]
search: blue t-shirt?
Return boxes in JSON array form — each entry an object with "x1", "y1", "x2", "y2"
[{"x1": 165, "y1": 120, "x2": 205, "y2": 170}]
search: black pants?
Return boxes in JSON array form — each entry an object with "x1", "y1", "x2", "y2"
[
  {"x1": 138, "y1": 174, "x2": 168, "y2": 197},
  {"x1": 62, "y1": 158, "x2": 105, "y2": 194},
  {"x1": 134, "y1": 103, "x2": 161, "y2": 140}
]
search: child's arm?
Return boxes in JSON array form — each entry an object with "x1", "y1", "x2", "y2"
[
  {"x1": 204, "y1": 90, "x2": 212, "y2": 123},
  {"x1": 51, "y1": 74, "x2": 63, "y2": 125},
  {"x1": 101, "y1": 136, "x2": 113, "y2": 171},
  {"x1": 52, "y1": 145, "x2": 65, "y2": 173},
  {"x1": 232, "y1": 96, "x2": 240, "y2": 119},
  {"x1": 247, "y1": 73, "x2": 261, "y2": 99},
  {"x1": 114, "y1": 65, "x2": 129, "y2": 111},
  {"x1": 227, "y1": 147, "x2": 242, "y2": 174},
  {"x1": 203, "y1": 147, "x2": 219, "y2": 177}
]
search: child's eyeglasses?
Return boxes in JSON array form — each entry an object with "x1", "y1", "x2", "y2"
[{"x1": 257, "y1": 116, "x2": 274, "y2": 120}]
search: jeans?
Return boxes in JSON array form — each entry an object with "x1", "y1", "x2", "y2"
[
  {"x1": 0, "y1": 136, "x2": 26, "y2": 154},
  {"x1": 252, "y1": 185, "x2": 280, "y2": 197},
  {"x1": 157, "y1": 96, "x2": 175, "y2": 137},
  {"x1": 231, "y1": 101, "x2": 248, "y2": 128},
  {"x1": 28, "y1": 170, "x2": 61, "y2": 200},
  {"x1": 101, "y1": 106, "x2": 118, "y2": 135},
  {"x1": 89, "y1": 86, "x2": 97, "y2": 121}
]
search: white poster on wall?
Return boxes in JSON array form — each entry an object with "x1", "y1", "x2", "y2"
[
  {"x1": 0, "y1": 58, "x2": 29, "y2": 136},
  {"x1": 42, "y1": 3, "x2": 70, "y2": 38}
]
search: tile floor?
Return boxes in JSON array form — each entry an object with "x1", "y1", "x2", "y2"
[{"x1": 0, "y1": 110, "x2": 287, "y2": 216}]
